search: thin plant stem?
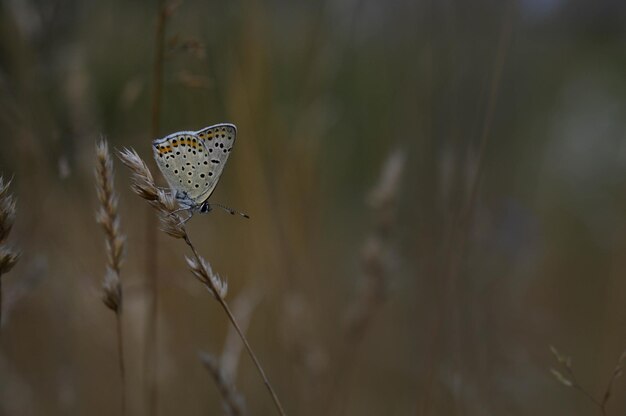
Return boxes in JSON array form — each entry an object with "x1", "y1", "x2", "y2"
[
  {"x1": 551, "y1": 346, "x2": 626, "y2": 416},
  {"x1": 327, "y1": 150, "x2": 405, "y2": 416},
  {"x1": 151, "y1": 1, "x2": 166, "y2": 139},
  {"x1": 116, "y1": 313, "x2": 127, "y2": 416},
  {"x1": 199, "y1": 352, "x2": 245, "y2": 416},
  {"x1": 145, "y1": 1, "x2": 166, "y2": 415},
  {"x1": 420, "y1": 3, "x2": 513, "y2": 414},
  {"x1": 183, "y1": 235, "x2": 287, "y2": 416}
]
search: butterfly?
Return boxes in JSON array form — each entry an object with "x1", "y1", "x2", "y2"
[{"x1": 152, "y1": 123, "x2": 249, "y2": 222}]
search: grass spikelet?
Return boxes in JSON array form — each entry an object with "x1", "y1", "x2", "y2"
[
  {"x1": 117, "y1": 148, "x2": 186, "y2": 238},
  {"x1": 185, "y1": 255, "x2": 228, "y2": 300},
  {"x1": 0, "y1": 177, "x2": 17, "y2": 243},
  {"x1": 0, "y1": 176, "x2": 20, "y2": 326}
]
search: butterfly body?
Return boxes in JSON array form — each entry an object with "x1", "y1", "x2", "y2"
[{"x1": 152, "y1": 123, "x2": 247, "y2": 219}]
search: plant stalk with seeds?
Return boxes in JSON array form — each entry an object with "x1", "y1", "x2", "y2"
[
  {"x1": 0, "y1": 176, "x2": 20, "y2": 327},
  {"x1": 95, "y1": 139, "x2": 127, "y2": 416},
  {"x1": 118, "y1": 148, "x2": 287, "y2": 416},
  {"x1": 326, "y1": 149, "x2": 405, "y2": 416},
  {"x1": 550, "y1": 345, "x2": 626, "y2": 416}
]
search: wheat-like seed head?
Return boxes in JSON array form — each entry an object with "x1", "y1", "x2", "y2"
[
  {"x1": 0, "y1": 247, "x2": 19, "y2": 275},
  {"x1": 95, "y1": 139, "x2": 126, "y2": 312},
  {"x1": 117, "y1": 148, "x2": 159, "y2": 203},
  {"x1": 186, "y1": 255, "x2": 228, "y2": 300},
  {"x1": 0, "y1": 177, "x2": 17, "y2": 244},
  {"x1": 117, "y1": 148, "x2": 186, "y2": 239},
  {"x1": 102, "y1": 268, "x2": 123, "y2": 312},
  {"x1": 0, "y1": 177, "x2": 19, "y2": 276}
]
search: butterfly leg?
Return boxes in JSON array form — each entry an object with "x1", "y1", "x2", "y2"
[
  {"x1": 168, "y1": 206, "x2": 189, "y2": 217},
  {"x1": 175, "y1": 210, "x2": 194, "y2": 228}
]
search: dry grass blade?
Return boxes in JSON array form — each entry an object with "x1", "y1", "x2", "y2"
[
  {"x1": 199, "y1": 352, "x2": 246, "y2": 416},
  {"x1": 601, "y1": 349, "x2": 626, "y2": 407},
  {"x1": 221, "y1": 288, "x2": 262, "y2": 384},
  {"x1": 327, "y1": 149, "x2": 405, "y2": 416},
  {"x1": 368, "y1": 149, "x2": 406, "y2": 214},
  {"x1": 345, "y1": 149, "x2": 406, "y2": 339}
]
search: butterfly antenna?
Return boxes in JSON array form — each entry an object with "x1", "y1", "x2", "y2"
[
  {"x1": 210, "y1": 203, "x2": 250, "y2": 219},
  {"x1": 168, "y1": 207, "x2": 190, "y2": 217}
]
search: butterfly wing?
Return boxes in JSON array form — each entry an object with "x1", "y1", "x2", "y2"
[
  {"x1": 152, "y1": 130, "x2": 214, "y2": 205},
  {"x1": 193, "y1": 123, "x2": 237, "y2": 203}
]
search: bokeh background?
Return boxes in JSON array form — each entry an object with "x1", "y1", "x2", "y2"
[{"x1": 1, "y1": 0, "x2": 626, "y2": 415}]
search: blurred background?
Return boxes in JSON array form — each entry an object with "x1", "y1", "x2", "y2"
[{"x1": 1, "y1": 0, "x2": 626, "y2": 415}]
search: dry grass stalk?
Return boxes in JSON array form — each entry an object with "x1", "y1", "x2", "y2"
[
  {"x1": 96, "y1": 139, "x2": 125, "y2": 311},
  {"x1": 199, "y1": 352, "x2": 246, "y2": 416},
  {"x1": 420, "y1": 12, "x2": 513, "y2": 413},
  {"x1": 221, "y1": 288, "x2": 262, "y2": 384},
  {"x1": 345, "y1": 149, "x2": 406, "y2": 340},
  {"x1": 326, "y1": 150, "x2": 405, "y2": 416},
  {"x1": 118, "y1": 148, "x2": 287, "y2": 416},
  {"x1": 199, "y1": 289, "x2": 260, "y2": 416},
  {"x1": 550, "y1": 345, "x2": 626, "y2": 416},
  {"x1": 95, "y1": 139, "x2": 127, "y2": 416},
  {"x1": 144, "y1": 0, "x2": 176, "y2": 412},
  {"x1": 0, "y1": 176, "x2": 20, "y2": 326}
]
